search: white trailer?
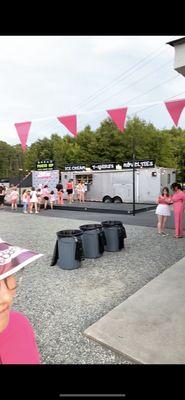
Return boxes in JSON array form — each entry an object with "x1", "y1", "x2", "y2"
[{"x1": 61, "y1": 165, "x2": 176, "y2": 203}]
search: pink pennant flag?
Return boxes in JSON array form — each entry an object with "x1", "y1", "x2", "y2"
[
  {"x1": 14, "y1": 121, "x2": 32, "y2": 151},
  {"x1": 165, "y1": 99, "x2": 185, "y2": 126},
  {"x1": 107, "y1": 107, "x2": 128, "y2": 132},
  {"x1": 57, "y1": 115, "x2": 77, "y2": 137}
]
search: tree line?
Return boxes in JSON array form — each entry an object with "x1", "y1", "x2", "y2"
[{"x1": 0, "y1": 116, "x2": 185, "y2": 182}]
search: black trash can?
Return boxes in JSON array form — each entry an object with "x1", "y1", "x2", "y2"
[
  {"x1": 79, "y1": 224, "x2": 106, "y2": 259},
  {"x1": 51, "y1": 229, "x2": 84, "y2": 270},
  {"x1": 102, "y1": 221, "x2": 127, "y2": 252}
]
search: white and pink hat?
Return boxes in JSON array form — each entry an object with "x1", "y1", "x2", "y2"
[{"x1": 0, "y1": 238, "x2": 43, "y2": 280}]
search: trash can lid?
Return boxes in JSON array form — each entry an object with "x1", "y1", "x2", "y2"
[
  {"x1": 102, "y1": 220, "x2": 123, "y2": 227},
  {"x1": 57, "y1": 229, "x2": 83, "y2": 238},
  {"x1": 79, "y1": 224, "x2": 102, "y2": 231}
]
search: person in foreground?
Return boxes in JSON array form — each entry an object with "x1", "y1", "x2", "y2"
[
  {"x1": 171, "y1": 182, "x2": 185, "y2": 238},
  {"x1": 0, "y1": 263, "x2": 41, "y2": 364},
  {"x1": 155, "y1": 186, "x2": 172, "y2": 236}
]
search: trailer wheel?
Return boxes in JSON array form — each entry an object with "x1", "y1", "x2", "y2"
[
  {"x1": 103, "y1": 196, "x2": 112, "y2": 203},
  {"x1": 113, "y1": 196, "x2": 122, "y2": 203}
]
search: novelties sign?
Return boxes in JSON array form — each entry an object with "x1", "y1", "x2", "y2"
[
  {"x1": 91, "y1": 163, "x2": 116, "y2": 171},
  {"x1": 122, "y1": 160, "x2": 155, "y2": 169}
]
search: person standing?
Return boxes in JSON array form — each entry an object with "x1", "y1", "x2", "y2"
[
  {"x1": 171, "y1": 182, "x2": 185, "y2": 238},
  {"x1": 155, "y1": 187, "x2": 172, "y2": 236},
  {"x1": 36, "y1": 188, "x2": 42, "y2": 212},
  {"x1": 0, "y1": 185, "x2": 6, "y2": 209},
  {"x1": 10, "y1": 187, "x2": 19, "y2": 211},
  {"x1": 75, "y1": 180, "x2": 81, "y2": 202},
  {"x1": 56, "y1": 182, "x2": 63, "y2": 205},
  {"x1": 27, "y1": 190, "x2": 31, "y2": 213},
  {"x1": 21, "y1": 189, "x2": 28, "y2": 214},
  {"x1": 76, "y1": 180, "x2": 86, "y2": 203},
  {"x1": 29, "y1": 187, "x2": 39, "y2": 214},
  {"x1": 42, "y1": 185, "x2": 50, "y2": 210},
  {"x1": 66, "y1": 179, "x2": 73, "y2": 204},
  {"x1": 49, "y1": 190, "x2": 56, "y2": 210}
]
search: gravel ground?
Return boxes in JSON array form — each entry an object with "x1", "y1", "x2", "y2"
[{"x1": 0, "y1": 211, "x2": 185, "y2": 364}]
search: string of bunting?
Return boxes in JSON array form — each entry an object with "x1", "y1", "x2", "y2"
[{"x1": 14, "y1": 98, "x2": 185, "y2": 151}]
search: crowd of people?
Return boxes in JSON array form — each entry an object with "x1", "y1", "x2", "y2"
[{"x1": 0, "y1": 179, "x2": 87, "y2": 214}]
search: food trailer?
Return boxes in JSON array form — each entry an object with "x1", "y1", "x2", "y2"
[{"x1": 61, "y1": 161, "x2": 176, "y2": 203}]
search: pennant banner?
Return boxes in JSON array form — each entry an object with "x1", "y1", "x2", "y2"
[
  {"x1": 14, "y1": 121, "x2": 32, "y2": 151},
  {"x1": 107, "y1": 107, "x2": 128, "y2": 132},
  {"x1": 13, "y1": 98, "x2": 185, "y2": 149},
  {"x1": 164, "y1": 99, "x2": 185, "y2": 126},
  {"x1": 57, "y1": 115, "x2": 77, "y2": 137}
]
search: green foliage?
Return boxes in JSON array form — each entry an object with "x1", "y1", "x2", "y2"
[{"x1": 1, "y1": 117, "x2": 185, "y2": 182}]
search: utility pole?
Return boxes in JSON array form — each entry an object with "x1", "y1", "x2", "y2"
[
  {"x1": 18, "y1": 168, "x2": 23, "y2": 206},
  {"x1": 132, "y1": 136, "x2": 136, "y2": 216}
]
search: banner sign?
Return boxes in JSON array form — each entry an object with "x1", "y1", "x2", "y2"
[
  {"x1": 107, "y1": 107, "x2": 128, "y2": 132},
  {"x1": 14, "y1": 98, "x2": 185, "y2": 150},
  {"x1": 57, "y1": 115, "x2": 77, "y2": 136},
  {"x1": 36, "y1": 160, "x2": 55, "y2": 171},
  {"x1": 14, "y1": 121, "x2": 31, "y2": 152},
  {"x1": 165, "y1": 99, "x2": 185, "y2": 126},
  {"x1": 122, "y1": 159, "x2": 155, "y2": 169},
  {"x1": 64, "y1": 164, "x2": 86, "y2": 172},
  {"x1": 91, "y1": 163, "x2": 116, "y2": 171}
]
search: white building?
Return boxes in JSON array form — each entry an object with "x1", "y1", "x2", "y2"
[{"x1": 167, "y1": 37, "x2": 185, "y2": 77}]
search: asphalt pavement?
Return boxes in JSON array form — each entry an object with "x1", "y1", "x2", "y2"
[{"x1": 3, "y1": 204, "x2": 184, "y2": 230}]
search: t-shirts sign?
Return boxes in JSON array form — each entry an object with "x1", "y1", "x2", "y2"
[{"x1": 91, "y1": 163, "x2": 116, "y2": 171}]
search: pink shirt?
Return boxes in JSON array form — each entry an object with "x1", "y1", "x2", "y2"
[
  {"x1": 158, "y1": 195, "x2": 172, "y2": 205},
  {"x1": 172, "y1": 191, "x2": 185, "y2": 211},
  {"x1": 0, "y1": 311, "x2": 41, "y2": 364}
]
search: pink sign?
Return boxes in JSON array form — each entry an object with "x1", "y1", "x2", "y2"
[
  {"x1": 107, "y1": 107, "x2": 128, "y2": 132},
  {"x1": 165, "y1": 99, "x2": 185, "y2": 126},
  {"x1": 57, "y1": 115, "x2": 77, "y2": 137},
  {"x1": 14, "y1": 121, "x2": 32, "y2": 151}
]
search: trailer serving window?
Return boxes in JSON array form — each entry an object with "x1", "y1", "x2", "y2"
[{"x1": 75, "y1": 174, "x2": 93, "y2": 184}]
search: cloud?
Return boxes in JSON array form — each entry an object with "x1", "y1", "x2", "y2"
[{"x1": 0, "y1": 35, "x2": 184, "y2": 145}]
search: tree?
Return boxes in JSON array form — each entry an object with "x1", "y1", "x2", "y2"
[{"x1": 0, "y1": 116, "x2": 185, "y2": 181}]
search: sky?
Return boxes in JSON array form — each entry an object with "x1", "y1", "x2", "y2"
[{"x1": 0, "y1": 35, "x2": 185, "y2": 146}]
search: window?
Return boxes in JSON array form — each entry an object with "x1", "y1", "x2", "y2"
[{"x1": 168, "y1": 174, "x2": 170, "y2": 184}]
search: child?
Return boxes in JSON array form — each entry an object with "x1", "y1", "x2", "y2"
[
  {"x1": 42, "y1": 185, "x2": 50, "y2": 210},
  {"x1": 10, "y1": 187, "x2": 19, "y2": 211},
  {"x1": 155, "y1": 186, "x2": 172, "y2": 236},
  {"x1": 21, "y1": 189, "x2": 28, "y2": 214},
  {"x1": 56, "y1": 182, "x2": 64, "y2": 205},
  {"x1": 29, "y1": 187, "x2": 39, "y2": 214},
  {"x1": 27, "y1": 190, "x2": 31, "y2": 213},
  {"x1": 50, "y1": 190, "x2": 56, "y2": 210},
  {"x1": 36, "y1": 188, "x2": 42, "y2": 212}
]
